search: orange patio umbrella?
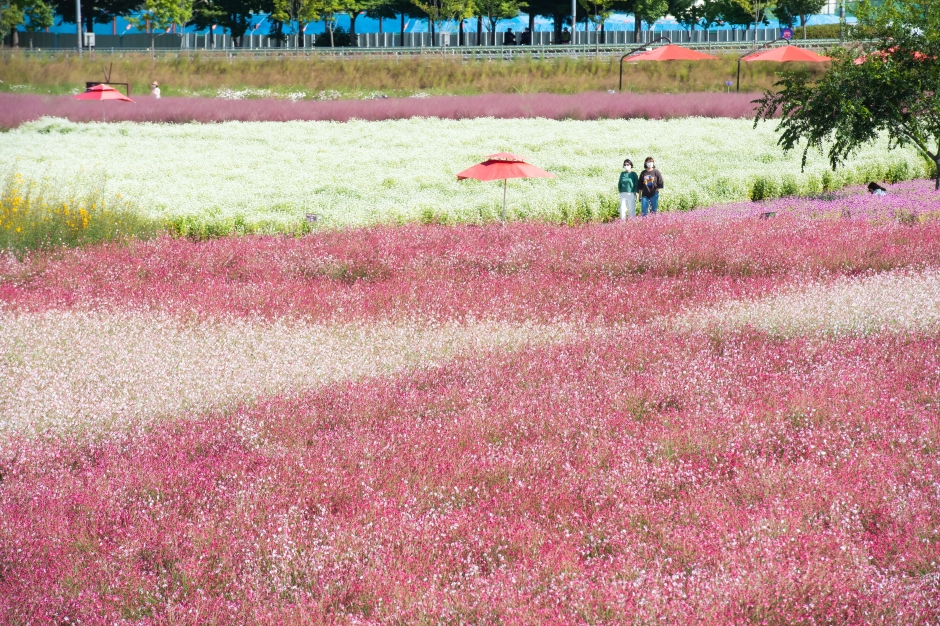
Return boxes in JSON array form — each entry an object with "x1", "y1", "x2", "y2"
[
  {"x1": 73, "y1": 84, "x2": 134, "y2": 122},
  {"x1": 628, "y1": 44, "x2": 719, "y2": 62},
  {"x1": 457, "y1": 152, "x2": 556, "y2": 222},
  {"x1": 742, "y1": 46, "x2": 831, "y2": 63}
]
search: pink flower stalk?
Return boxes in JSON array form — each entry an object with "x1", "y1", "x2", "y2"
[
  {"x1": 694, "y1": 179, "x2": 940, "y2": 220},
  {"x1": 0, "y1": 91, "x2": 764, "y2": 128},
  {"x1": 2, "y1": 213, "x2": 940, "y2": 622},
  {"x1": 2, "y1": 328, "x2": 939, "y2": 623},
  {"x1": 3, "y1": 217, "x2": 940, "y2": 323}
]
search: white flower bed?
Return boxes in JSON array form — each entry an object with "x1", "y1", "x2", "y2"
[
  {"x1": 0, "y1": 117, "x2": 927, "y2": 231},
  {"x1": 0, "y1": 311, "x2": 578, "y2": 436},
  {"x1": 678, "y1": 269, "x2": 940, "y2": 336}
]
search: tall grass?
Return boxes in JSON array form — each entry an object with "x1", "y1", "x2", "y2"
[
  {"x1": 0, "y1": 173, "x2": 161, "y2": 252},
  {"x1": 0, "y1": 52, "x2": 825, "y2": 97}
]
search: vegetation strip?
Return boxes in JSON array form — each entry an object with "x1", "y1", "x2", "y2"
[{"x1": 1, "y1": 118, "x2": 928, "y2": 232}]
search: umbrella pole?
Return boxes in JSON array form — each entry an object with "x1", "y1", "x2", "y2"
[{"x1": 502, "y1": 178, "x2": 507, "y2": 222}]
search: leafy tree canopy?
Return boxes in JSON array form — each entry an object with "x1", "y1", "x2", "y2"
[{"x1": 755, "y1": 0, "x2": 940, "y2": 189}]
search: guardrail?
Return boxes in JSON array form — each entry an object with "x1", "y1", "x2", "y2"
[{"x1": 2, "y1": 39, "x2": 843, "y2": 61}]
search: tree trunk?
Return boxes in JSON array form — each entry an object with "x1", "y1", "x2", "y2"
[
  {"x1": 400, "y1": 12, "x2": 405, "y2": 46},
  {"x1": 634, "y1": 13, "x2": 641, "y2": 44},
  {"x1": 459, "y1": 19, "x2": 463, "y2": 46},
  {"x1": 477, "y1": 15, "x2": 483, "y2": 45},
  {"x1": 349, "y1": 12, "x2": 358, "y2": 45},
  {"x1": 528, "y1": 12, "x2": 534, "y2": 44},
  {"x1": 801, "y1": 14, "x2": 806, "y2": 39}
]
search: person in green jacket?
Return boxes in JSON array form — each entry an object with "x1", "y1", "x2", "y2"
[{"x1": 617, "y1": 159, "x2": 639, "y2": 221}]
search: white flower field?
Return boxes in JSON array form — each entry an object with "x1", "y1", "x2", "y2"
[{"x1": 1, "y1": 116, "x2": 928, "y2": 232}]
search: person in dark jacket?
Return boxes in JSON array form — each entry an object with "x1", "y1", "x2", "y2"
[
  {"x1": 617, "y1": 159, "x2": 639, "y2": 220},
  {"x1": 639, "y1": 156, "x2": 664, "y2": 216},
  {"x1": 520, "y1": 27, "x2": 532, "y2": 45},
  {"x1": 504, "y1": 29, "x2": 516, "y2": 45},
  {"x1": 867, "y1": 182, "x2": 888, "y2": 195}
]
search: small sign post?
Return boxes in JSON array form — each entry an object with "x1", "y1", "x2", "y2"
[{"x1": 781, "y1": 28, "x2": 793, "y2": 41}]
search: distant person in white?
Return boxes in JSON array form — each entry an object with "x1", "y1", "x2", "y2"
[{"x1": 150, "y1": 81, "x2": 161, "y2": 99}]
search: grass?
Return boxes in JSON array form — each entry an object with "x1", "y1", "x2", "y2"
[
  {"x1": 0, "y1": 172, "x2": 162, "y2": 252},
  {"x1": 0, "y1": 52, "x2": 828, "y2": 97}
]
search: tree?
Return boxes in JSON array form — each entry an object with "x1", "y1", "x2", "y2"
[
  {"x1": 754, "y1": 0, "x2": 940, "y2": 189},
  {"x1": 670, "y1": 0, "x2": 705, "y2": 30},
  {"x1": 476, "y1": 0, "x2": 524, "y2": 38},
  {"x1": 411, "y1": 0, "x2": 473, "y2": 42},
  {"x1": 713, "y1": 0, "x2": 770, "y2": 30},
  {"x1": 774, "y1": 0, "x2": 825, "y2": 38},
  {"x1": 526, "y1": 0, "x2": 568, "y2": 44},
  {"x1": 579, "y1": 0, "x2": 612, "y2": 51},
  {"x1": 191, "y1": 0, "x2": 260, "y2": 44},
  {"x1": 1, "y1": 0, "x2": 24, "y2": 46},
  {"x1": 128, "y1": 0, "x2": 193, "y2": 48},
  {"x1": 50, "y1": 0, "x2": 139, "y2": 38},
  {"x1": 632, "y1": 0, "x2": 666, "y2": 42}
]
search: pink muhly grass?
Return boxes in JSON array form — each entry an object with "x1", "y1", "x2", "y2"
[
  {"x1": 3, "y1": 217, "x2": 940, "y2": 322},
  {"x1": 1, "y1": 328, "x2": 939, "y2": 623},
  {"x1": 694, "y1": 179, "x2": 940, "y2": 220},
  {"x1": 0, "y1": 91, "x2": 764, "y2": 128}
]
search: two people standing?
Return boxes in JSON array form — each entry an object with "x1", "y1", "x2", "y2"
[{"x1": 618, "y1": 157, "x2": 663, "y2": 221}]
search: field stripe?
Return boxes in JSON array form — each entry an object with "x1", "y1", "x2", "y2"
[
  {"x1": 0, "y1": 310, "x2": 580, "y2": 436},
  {"x1": 676, "y1": 268, "x2": 940, "y2": 336}
]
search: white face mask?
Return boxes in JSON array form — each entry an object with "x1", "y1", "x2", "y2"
[
  {"x1": 624, "y1": 165, "x2": 632, "y2": 171},
  {"x1": 646, "y1": 162, "x2": 654, "y2": 168}
]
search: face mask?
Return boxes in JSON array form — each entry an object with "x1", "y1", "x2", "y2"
[
  {"x1": 624, "y1": 165, "x2": 631, "y2": 171},
  {"x1": 646, "y1": 163, "x2": 654, "y2": 168}
]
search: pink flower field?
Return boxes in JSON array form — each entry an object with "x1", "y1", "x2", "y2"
[
  {"x1": 0, "y1": 91, "x2": 763, "y2": 128},
  {"x1": 3, "y1": 205, "x2": 940, "y2": 623}
]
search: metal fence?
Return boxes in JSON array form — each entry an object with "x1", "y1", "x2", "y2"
[{"x1": 9, "y1": 26, "x2": 833, "y2": 54}]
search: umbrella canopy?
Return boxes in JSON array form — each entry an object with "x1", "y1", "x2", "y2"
[
  {"x1": 457, "y1": 152, "x2": 556, "y2": 182},
  {"x1": 628, "y1": 45, "x2": 719, "y2": 62},
  {"x1": 457, "y1": 153, "x2": 556, "y2": 221},
  {"x1": 743, "y1": 46, "x2": 831, "y2": 63},
  {"x1": 73, "y1": 84, "x2": 134, "y2": 102}
]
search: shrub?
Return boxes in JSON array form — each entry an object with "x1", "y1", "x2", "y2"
[{"x1": 0, "y1": 173, "x2": 161, "y2": 253}]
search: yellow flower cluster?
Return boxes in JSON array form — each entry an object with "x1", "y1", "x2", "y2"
[{"x1": 0, "y1": 173, "x2": 146, "y2": 251}]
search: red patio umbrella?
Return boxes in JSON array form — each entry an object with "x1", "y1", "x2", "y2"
[
  {"x1": 73, "y1": 84, "x2": 134, "y2": 122},
  {"x1": 628, "y1": 44, "x2": 719, "y2": 62},
  {"x1": 742, "y1": 46, "x2": 831, "y2": 63},
  {"x1": 457, "y1": 152, "x2": 556, "y2": 222}
]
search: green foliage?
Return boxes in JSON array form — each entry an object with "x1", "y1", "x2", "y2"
[
  {"x1": 313, "y1": 23, "x2": 352, "y2": 44},
  {"x1": 127, "y1": 0, "x2": 192, "y2": 44},
  {"x1": 788, "y1": 23, "x2": 856, "y2": 39},
  {"x1": 774, "y1": 0, "x2": 826, "y2": 36},
  {"x1": 0, "y1": 173, "x2": 162, "y2": 253},
  {"x1": 755, "y1": 0, "x2": 940, "y2": 190},
  {"x1": 22, "y1": 0, "x2": 53, "y2": 31},
  {"x1": 477, "y1": 0, "x2": 527, "y2": 34}
]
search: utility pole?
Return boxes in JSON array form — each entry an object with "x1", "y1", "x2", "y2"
[
  {"x1": 571, "y1": 0, "x2": 576, "y2": 44},
  {"x1": 76, "y1": 0, "x2": 82, "y2": 57},
  {"x1": 839, "y1": 0, "x2": 845, "y2": 43},
  {"x1": 753, "y1": 0, "x2": 760, "y2": 46}
]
